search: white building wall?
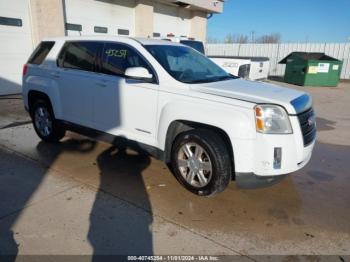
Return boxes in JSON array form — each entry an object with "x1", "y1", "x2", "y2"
[
  {"x1": 64, "y1": 0, "x2": 136, "y2": 36},
  {"x1": 0, "y1": 0, "x2": 33, "y2": 95},
  {"x1": 153, "y1": 2, "x2": 192, "y2": 37}
]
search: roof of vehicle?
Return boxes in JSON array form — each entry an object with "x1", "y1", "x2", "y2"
[{"x1": 42, "y1": 35, "x2": 182, "y2": 46}]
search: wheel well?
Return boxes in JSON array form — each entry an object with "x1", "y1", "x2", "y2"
[
  {"x1": 28, "y1": 91, "x2": 52, "y2": 116},
  {"x1": 164, "y1": 120, "x2": 235, "y2": 177}
]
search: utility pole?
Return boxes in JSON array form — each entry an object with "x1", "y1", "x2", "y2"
[{"x1": 250, "y1": 31, "x2": 256, "y2": 43}]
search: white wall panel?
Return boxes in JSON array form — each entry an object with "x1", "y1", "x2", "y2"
[
  {"x1": 206, "y1": 43, "x2": 350, "y2": 79},
  {"x1": 153, "y1": 2, "x2": 191, "y2": 37},
  {"x1": 64, "y1": 0, "x2": 136, "y2": 36},
  {"x1": 0, "y1": 0, "x2": 33, "y2": 95}
]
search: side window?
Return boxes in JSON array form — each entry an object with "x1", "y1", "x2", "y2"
[
  {"x1": 0, "y1": 16, "x2": 22, "y2": 27},
  {"x1": 57, "y1": 41, "x2": 101, "y2": 72},
  {"x1": 118, "y1": 29, "x2": 129, "y2": 36},
  {"x1": 28, "y1": 41, "x2": 55, "y2": 65},
  {"x1": 94, "y1": 26, "x2": 108, "y2": 34},
  {"x1": 65, "y1": 23, "x2": 82, "y2": 32},
  {"x1": 101, "y1": 43, "x2": 151, "y2": 77}
]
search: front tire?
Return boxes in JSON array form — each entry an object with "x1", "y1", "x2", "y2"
[
  {"x1": 31, "y1": 99, "x2": 65, "y2": 143},
  {"x1": 171, "y1": 129, "x2": 232, "y2": 196}
]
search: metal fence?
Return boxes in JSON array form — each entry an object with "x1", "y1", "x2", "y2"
[{"x1": 206, "y1": 43, "x2": 350, "y2": 79}]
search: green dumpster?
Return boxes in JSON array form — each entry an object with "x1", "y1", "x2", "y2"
[{"x1": 279, "y1": 52, "x2": 342, "y2": 87}]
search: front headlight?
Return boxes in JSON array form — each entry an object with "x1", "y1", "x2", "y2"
[{"x1": 255, "y1": 105, "x2": 292, "y2": 134}]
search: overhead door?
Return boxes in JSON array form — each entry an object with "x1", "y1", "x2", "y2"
[
  {"x1": 0, "y1": 0, "x2": 33, "y2": 95},
  {"x1": 153, "y1": 3, "x2": 191, "y2": 38},
  {"x1": 64, "y1": 0, "x2": 135, "y2": 37}
]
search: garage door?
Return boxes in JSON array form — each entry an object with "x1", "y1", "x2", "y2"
[
  {"x1": 64, "y1": 0, "x2": 135, "y2": 37},
  {"x1": 0, "y1": 0, "x2": 33, "y2": 95},
  {"x1": 153, "y1": 3, "x2": 191, "y2": 38}
]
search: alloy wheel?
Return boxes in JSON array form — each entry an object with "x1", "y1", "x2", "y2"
[
  {"x1": 177, "y1": 142, "x2": 213, "y2": 188},
  {"x1": 34, "y1": 106, "x2": 52, "y2": 137}
]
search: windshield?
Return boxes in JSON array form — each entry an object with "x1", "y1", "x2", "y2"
[
  {"x1": 144, "y1": 45, "x2": 237, "y2": 84},
  {"x1": 180, "y1": 40, "x2": 205, "y2": 54}
]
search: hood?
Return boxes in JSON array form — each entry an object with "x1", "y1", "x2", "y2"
[{"x1": 190, "y1": 79, "x2": 311, "y2": 114}]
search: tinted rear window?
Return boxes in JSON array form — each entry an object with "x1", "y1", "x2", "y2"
[
  {"x1": 57, "y1": 41, "x2": 102, "y2": 72},
  {"x1": 28, "y1": 41, "x2": 55, "y2": 65}
]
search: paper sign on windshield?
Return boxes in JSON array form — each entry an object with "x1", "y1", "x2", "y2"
[{"x1": 105, "y1": 49, "x2": 127, "y2": 58}]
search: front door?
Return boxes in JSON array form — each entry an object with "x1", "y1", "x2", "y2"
[{"x1": 93, "y1": 42, "x2": 159, "y2": 146}]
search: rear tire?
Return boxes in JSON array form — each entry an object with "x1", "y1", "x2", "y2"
[
  {"x1": 171, "y1": 129, "x2": 232, "y2": 196},
  {"x1": 31, "y1": 99, "x2": 65, "y2": 143}
]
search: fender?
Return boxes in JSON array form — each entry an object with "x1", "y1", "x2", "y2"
[
  {"x1": 24, "y1": 75, "x2": 63, "y2": 119},
  {"x1": 157, "y1": 98, "x2": 257, "y2": 151}
]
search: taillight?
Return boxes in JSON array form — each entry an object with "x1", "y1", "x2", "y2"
[{"x1": 22, "y1": 64, "x2": 28, "y2": 76}]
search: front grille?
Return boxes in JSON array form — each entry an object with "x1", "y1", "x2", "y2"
[{"x1": 297, "y1": 108, "x2": 316, "y2": 147}]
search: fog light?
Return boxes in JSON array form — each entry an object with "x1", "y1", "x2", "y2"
[{"x1": 273, "y1": 147, "x2": 282, "y2": 169}]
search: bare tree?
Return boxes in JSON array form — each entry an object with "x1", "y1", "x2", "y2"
[
  {"x1": 224, "y1": 33, "x2": 249, "y2": 44},
  {"x1": 224, "y1": 34, "x2": 235, "y2": 43},
  {"x1": 256, "y1": 33, "x2": 281, "y2": 43},
  {"x1": 207, "y1": 36, "x2": 219, "y2": 44},
  {"x1": 234, "y1": 34, "x2": 249, "y2": 44},
  {"x1": 213, "y1": 32, "x2": 282, "y2": 44}
]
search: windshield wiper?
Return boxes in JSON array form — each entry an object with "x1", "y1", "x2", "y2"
[
  {"x1": 183, "y1": 75, "x2": 238, "y2": 84},
  {"x1": 183, "y1": 79, "x2": 213, "y2": 84},
  {"x1": 214, "y1": 75, "x2": 239, "y2": 81}
]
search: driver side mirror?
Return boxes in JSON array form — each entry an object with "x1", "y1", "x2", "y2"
[{"x1": 125, "y1": 67, "x2": 153, "y2": 82}]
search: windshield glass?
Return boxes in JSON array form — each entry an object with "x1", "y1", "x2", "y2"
[
  {"x1": 180, "y1": 40, "x2": 205, "y2": 54},
  {"x1": 144, "y1": 45, "x2": 237, "y2": 84}
]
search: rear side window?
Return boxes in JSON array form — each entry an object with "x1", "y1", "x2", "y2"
[
  {"x1": 101, "y1": 43, "x2": 152, "y2": 77},
  {"x1": 57, "y1": 41, "x2": 102, "y2": 72},
  {"x1": 28, "y1": 41, "x2": 55, "y2": 65}
]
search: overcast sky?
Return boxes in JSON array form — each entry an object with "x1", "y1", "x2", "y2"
[{"x1": 207, "y1": 0, "x2": 350, "y2": 43}]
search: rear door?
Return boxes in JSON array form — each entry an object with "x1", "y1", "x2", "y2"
[
  {"x1": 93, "y1": 42, "x2": 159, "y2": 145},
  {"x1": 56, "y1": 41, "x2": 102, "y2": 127}
]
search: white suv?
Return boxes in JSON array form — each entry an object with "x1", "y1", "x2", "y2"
[{"x1": 22, "y1": 36, "x2": 316, "y2": 196}]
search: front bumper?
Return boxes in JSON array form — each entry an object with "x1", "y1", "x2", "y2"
[
  {"x1": 235, "y1": 172, "x2": 287, "y2": 189},
  {"x1": 232, "y1": 115, "x2": 316, "y2": 178}
]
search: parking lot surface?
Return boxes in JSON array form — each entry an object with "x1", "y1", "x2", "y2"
[{"x1": 0, "y1": 81, "x2": 350, "y2": 259}]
